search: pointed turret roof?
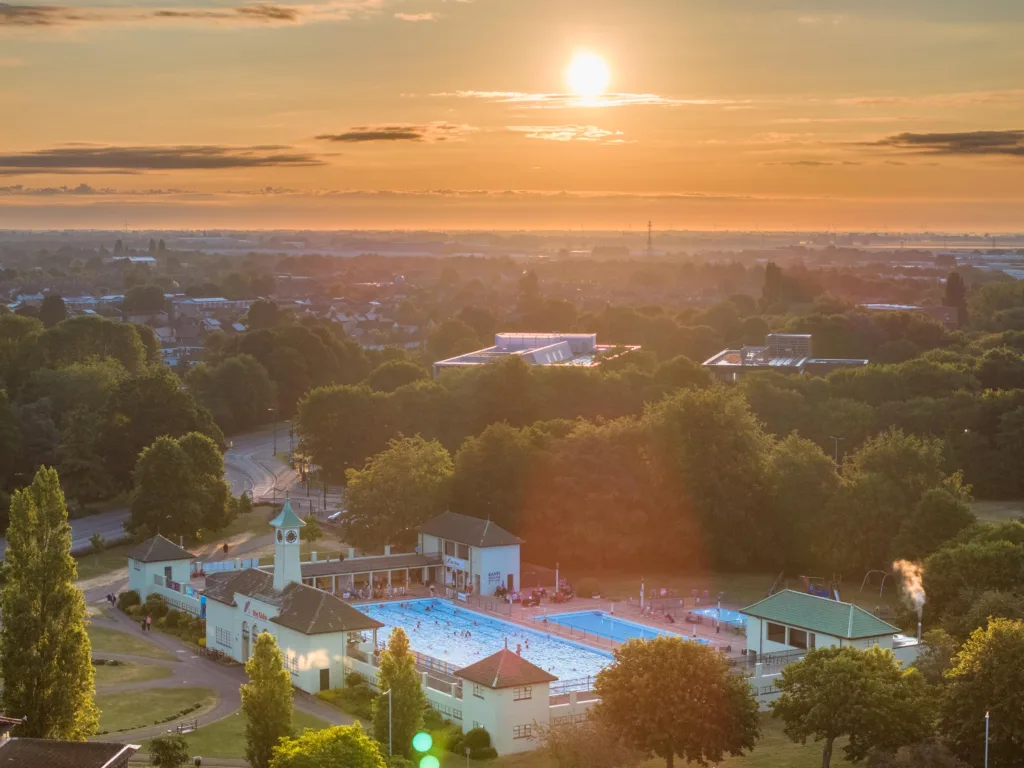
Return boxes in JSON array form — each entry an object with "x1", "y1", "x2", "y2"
[{"x1": 269, "y1": 500, "x2": 305, "y2": 529}]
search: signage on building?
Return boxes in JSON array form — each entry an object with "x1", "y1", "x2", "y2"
[
  {"x1": 243, "y1": 600, "x2": 269, "y2": 622},
  {"x1": 444, "y1": 556, "x2": 467, "y2": 571},
  {"x1": 487, "y1": 571, "x2": 501, "y2": 585},
  {"x1": 457, "y1": 592, "x2": 468, "y2": 602}
]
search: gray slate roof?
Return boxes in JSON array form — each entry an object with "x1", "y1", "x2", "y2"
[
  {"x1": 0, "y1": 738, "x2": 138, "y2": 768},
  {"x1": 125, "y1": 535, "x2": 194, "y2": 564},
  {"x1": 301, "y1": 553, "x2": 441, "y2": 579},
  {"x1": 417, "y1": 512, "x2": 522, "y2": 548},
  {"x1": 203, "y1": 569, "x2": 383, "y2": 636}
]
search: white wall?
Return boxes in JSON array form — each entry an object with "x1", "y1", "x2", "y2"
[{"x1": 475, "y1": 545, "x2": 520, "y2": 596}]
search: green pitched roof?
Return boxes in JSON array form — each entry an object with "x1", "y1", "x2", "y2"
[
  {"x1": 269, "y1": 500, "x2": 305, "y2": 529},
  {"x1": 740, "y1": 590, "x2": 901, "y2": 640}
]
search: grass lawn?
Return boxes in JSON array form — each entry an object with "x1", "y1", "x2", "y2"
[
  {"x1": 88, "y1": 625, "x2": 176, "y2": 662},
  {"x1": 97, "y1": 686, "x2": 216, "y2": 734},
  {"x1": 973, "y1": 499, "x2": 1024, "y2": 523},
  {"x1": 75, "y1": 542, "x2": 133, "y2": 582},
  {"x1": 94, "y1": 661, "x2": 173, "y2": 688},
  {"x1": 139, "y1": 709, "x2": 330, "y2": 758}
]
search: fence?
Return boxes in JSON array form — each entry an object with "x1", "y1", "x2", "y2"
[
  {"x1": 376, "y1": 640, "x2": 460, "y2": 677},
  {"x1": 550, "y1": 676, "x2": 596, "y2": 696},
  {"x1": 193, "y1": 558, "x2": 260, "y2": 576}
]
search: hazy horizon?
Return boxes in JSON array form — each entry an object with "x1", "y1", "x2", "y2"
[{"x1": 3, "y1": 0, "x2": 1024, "y2": 230}]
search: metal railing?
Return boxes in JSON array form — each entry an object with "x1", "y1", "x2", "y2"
[{"x1": 550, "y1": 676, "x2": 596, "y2": 696}]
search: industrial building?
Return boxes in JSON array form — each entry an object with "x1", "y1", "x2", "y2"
[
  {"x1": 433, "y1": 333, "x2": 639, "y2": 377},
  {"x1": 703, "y1": 334, "x2": 868, "y2": 382}
]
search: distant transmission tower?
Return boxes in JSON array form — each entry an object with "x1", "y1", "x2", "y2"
[{"x1": 647, "y1": 221, "x2": 653, "y2": 257}]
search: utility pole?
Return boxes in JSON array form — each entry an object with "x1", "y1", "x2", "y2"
[{"x1": 829, "y1": 436, "x2": 844, "y2": 466}]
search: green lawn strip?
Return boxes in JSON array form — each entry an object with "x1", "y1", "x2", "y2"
[
  {"x1": 139, "y1": 709, "x2": 330, "y2": 758},
  {"x1": 93, "y1": 661, "x2": 173, "y2": 688},
  {"x1": 972, "y1": 499, "x2": 1024, "y2": 523},
  {"x1": 97, "y1": 686, "x2": 216, "y2": 735},
  {"x1": 76, "y1": 542, "x2": 134, "y2": 582},
  {"x1": 88, "y1": 625, "x2": 177, "y2": 662}
]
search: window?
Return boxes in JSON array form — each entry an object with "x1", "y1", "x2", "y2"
[
  {"x1": 473, "y1": 683, "x2": 486, "y2": 699},
  {"x1": 444, "y1": 541, "x2": 456, "y2": 556},
  {"x1": 285, "y1": 654, "x2": 299, "y2": 675},
  {"x1": 133, "y1": 559, "x2": 140, "y2": 571},
  {"x1": 809, "y1": 633, "x2": 816, "y2": 649},
  {"x1": 513, "y1": 725, "x2": 532, "y2": 740},
  {"x1": 473, "y1": 721, "x2": 483, "y2": 730},
  {"x1": 766, "y1": 622, "x2": 786, "y2": 644},
  {"x1": 215, "y1": 627, "x2": 232, "y2": 648},
  {"x1": 513, "y1": 686, "x2": 532, "y2": 701},
  {"x1": 789, "y1": 628, "x2": 807, "y2": 649},
  {"x1": 457, "y1": 543, "x2": 469, "y2": 560}
]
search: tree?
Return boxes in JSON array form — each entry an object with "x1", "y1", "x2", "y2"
[
  {"x1": 893, "y1": 487, "x2": 975, "y2": 563},
  {"x1": 270, "y1": 723, "x2": 386, "y2": 768},
  {"x1": 594, "y1": 636, "x2": 759, "y2": 768},
  {"x1": 188, "y1": 354, "x2": 277, "y2": 435},
  {"x1": 940, "y1": 618, "x2": 1024, "y2": 768},
  {"x1": 121, "y1": 284, "x2": 166, "y2": 313},
  {"x1": 366, "y1": 360, "x2": 427, "y2": 393},
  {"x1": 912, "y1": 629, "x2": 959, "y2": 686},
  {"x1": 58, "y1": 408, "x2": 116, "y2": 506},
  {"x1": 130, "y1": 432, "x2": 231, "y2": 539},
  {"x1": 534, "y1": 717, "x2": 643, "y2": 768},
  {"x1": 150, "y1": 734, "x2": 191, "y2": 767},
  {"x1": 0, "y1": 467, "x2": 99, "y2": 739},
  {"x1": 372, "y1": 628, "x2": 425, "y2": 758},
  {"x1": 427, "y1": 318, "x2": 479, "y2": 361},
  {"x1": 39, "y1": 295, "x2": 67, "y2": 328},
  {"x1": 39, "y1": 315, "x2": 147, "y2": 373},
  {"x1": 248, "y1": 299, "x2": 286, "y2": 330},
  {"x1": 303, "y1": 514, "x2": 323, "y2": 546},
  {"x1": 296, "y1": 385, "x2": 387, "y2": 480},
  {"x1": 241, "y1": 631, "x2": 294, "y2": 768},
  {"x1": 772, "y1": 646, "x2": 933, "y2": 768},
  {"x1": 943, "y1": 271, "x2": 969, "y2": 328},
  {"x1": 343, "y1": 436, "x2": 453, "y2": 550}
]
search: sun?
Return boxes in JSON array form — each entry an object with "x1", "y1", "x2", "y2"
[{"x1": 566, "y1": 51, "x2": 610, "y2": 98}]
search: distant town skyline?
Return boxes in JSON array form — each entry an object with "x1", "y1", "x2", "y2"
[{"x1": 2, "y1": 0, "x2": 1024, "y2": 229}]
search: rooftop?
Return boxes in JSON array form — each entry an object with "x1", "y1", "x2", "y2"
[
  {"x1": 203, "y1": 568, "x2": 383, "y2": 635},
  {"x1": 433, "y1": 332, "x2": 639, "y2": 373},
  {"x1": 125, "y1": 535, "x2": 194, "y2": 564},
  {"x1": 0, "y1": 738, "x2": 139, "y2": 768},
  {"x1": 418, "y1": 512, "x2": 522, "y2": 548},
  {"x1": 740, "y1": 590, "x2": 902, "y2": 640},
  {"x1": 455, "y1": 648, "x2": 558, "y2": 689},
  {"x1": 270, "y1": 500, "x2": 305, "y2": 529},
  {"x1": 301, "y1": 552, "x2": 441, "y2": 579}
]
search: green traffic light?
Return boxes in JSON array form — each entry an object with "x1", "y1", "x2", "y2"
[
  {"x1": 419, "y1": 756, "x2": 440, "y2": 768},
  {"x1": 412, "y1": 732, "x2": 433, "y2": 753}
]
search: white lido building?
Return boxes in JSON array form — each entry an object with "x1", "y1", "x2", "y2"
[
  {"x1": 203, "y1": 502, "x2": 383, "y2": 693},
  {"x1": 418, "y1": 512, "x2": 522, "y2": 596}
]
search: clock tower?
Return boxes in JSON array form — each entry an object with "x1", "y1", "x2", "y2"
[{"x1": 269, "y1": 499, "x2": 305, "y2": 590}]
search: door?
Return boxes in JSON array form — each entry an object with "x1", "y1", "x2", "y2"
[
  {"x1": 241, "y1": 622, "x2": 250, "y2": 663},
  {"x1": 507, "y1": 574, "x2": 514, "y2": 592},
  {"x1": 319, "y1": 669, "x2": 330, "y2": 691},
  {"x1": 164, "y1": 565, "x2": 173, "y2": 583}
]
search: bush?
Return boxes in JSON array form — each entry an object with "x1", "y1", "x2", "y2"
[
  {"x1": 462, "y1": 727, "x2": 492, "y2": 751},
  {"x1": 126, "y1": 605, "x2": 143, "y2": 618},
  {"x1": 163, "y1": 609, "x2": 183, "y2": 629},
  {"x1": 576, "y1": 577, "x2": 601, "y2": 598},
  {"x1": 386, "y1": 757, "x2": 415, "y2": 768},
  {"x1": 345, "y1": 670, "x2": 366, "y2": 688},
  {"x1": 472, "y1": 746, "x2": 498, "y2": 760},
  {"x1": 421, "y1": 706, "x2": 447, "y2": 731},
  {"x1": 317, "y1": 682, "x2": 375, "y2": 720},
  {"x1": 144, "y1": 593, "x2": 169, "y2": 619},
  {"x1": 117, "y1": 590, "x2": 141, "y2": 611}
]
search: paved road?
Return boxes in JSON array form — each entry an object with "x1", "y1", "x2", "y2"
[{"x1": 0, "y1": 424, "x2": 296, "y2": 559}]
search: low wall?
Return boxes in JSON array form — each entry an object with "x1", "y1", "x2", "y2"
[{"x1": 549, "y1": 693, "x2": 598, "y2": 725}]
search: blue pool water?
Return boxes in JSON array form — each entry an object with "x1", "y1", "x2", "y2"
[
  {"x1": 692, "y1": 607, "x2": 747, "y2": 628},
  {"x1": 538, "y1": 610, "x2": 710, "y2": 645},
  {"x1": 360, "y1": 599, "x2": 612, "y2": 680}
]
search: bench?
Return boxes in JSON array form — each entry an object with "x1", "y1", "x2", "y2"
[{"x1": 176, "y1": 718, "x2": 198, "y2": 735}]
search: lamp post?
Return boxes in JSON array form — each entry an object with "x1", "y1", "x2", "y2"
[
  {"x1": 984, "y1": 711, "x2": 990, "y2": 768},
  {"x1": 829, "y1": 436, "x2": 844, "y2": 466},
  {"x1": 268, "y1": 408, "x2": 277, "y2": 455},
  {"x1": 385, "y1": 688, "x2": 392, "y2": 756}
]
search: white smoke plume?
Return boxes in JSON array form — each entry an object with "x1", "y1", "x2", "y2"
[{"x1": 893, "y1": 560, "x2": 926, "y2": 618}]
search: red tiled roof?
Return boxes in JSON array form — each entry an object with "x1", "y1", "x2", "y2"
[{"x1": 454, "y1": 649, "x2": 558, "y2": 689}]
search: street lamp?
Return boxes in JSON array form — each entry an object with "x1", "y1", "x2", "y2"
[
  {"x1": 268, "y1": 408, "x2": 277, "y2": 455},
  {"x1": 984, "y1": 711, "x2": 990, "y2": 768},
  {"x1": 385, "y1": 688, "x2": 392, "y2": 756},
  {"x1": 828, "y1": 436, "x2": 844, "y2": 466}
]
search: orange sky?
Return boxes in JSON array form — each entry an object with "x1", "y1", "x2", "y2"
[{"x1": 2, "y1": 0, "x2": 1024, "y2": 230}]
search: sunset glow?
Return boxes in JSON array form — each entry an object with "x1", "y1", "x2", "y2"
[{"x1": 566, "y1": 51, "x2": 610, "y2": 98}]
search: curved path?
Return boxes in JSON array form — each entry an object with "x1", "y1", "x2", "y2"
[{"x1": 91, "y1": 608, "x2": 353, "y2": 744}]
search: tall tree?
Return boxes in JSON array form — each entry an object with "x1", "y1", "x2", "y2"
[
  {"x1": 594, "y1": 636, "x2": 759, "y2": 768},
  {"x1": 150, "y1": 734, "x2": 191, "y2": 767},
  {"x1": 343, "y1": 436, "x2": 453, "y2": 550},
  {"x1": 772, "y1": 646, "x2": 933, "y2": 768},
  {"x1": 270, "y1": 724, "x2": 386, "y2": 768},
  {"x1": 0, "y1": 467, "x2": 98, "y2": 739},
  {"x1": 39, "y1": 295, "x2": 67, "y2": 328},
  {"x1": 942, "y1": 270, "x2": 969, "y2": 328},
  {"x1": 372, "y1": 628, "x2": 425, "y2": 758},
  {"x1": 187, "y1": 354, "x2": 277, "y2": 434},
  {"x1": 241, "y1": 631, "x2": 294, "y2": 768}
]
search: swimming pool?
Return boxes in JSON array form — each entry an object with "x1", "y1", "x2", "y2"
[
  {"x1": 537, "y1": 610, "x2": 710, "y2": 645},
  {"x1": 692, "y1": 607, "x2": 747, "y2": 628},
  {"x1": 360, "y1": 599, "x2": 612, "y2": 680}
]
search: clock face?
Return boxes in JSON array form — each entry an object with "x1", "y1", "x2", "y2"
[
  {"x1": 286, "y1": 529, "x2": 298, "y2": 544},
  {"x1": 276, "y1": 530, "x2": 283, "y2": 543}
]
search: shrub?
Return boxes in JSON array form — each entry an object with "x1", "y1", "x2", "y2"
[
  {"x1": 472, "y1": 746, "x2": 498, "y2": 760},
  {"x1": 126, "y1": 605, "x2": 143, "y2": 618},
  {"x1": 198, "y1": 637, "x2": 207, "y2": 648},
  {"x1": 163, "y1": 609, "x2": 183, "y2": 629},
  {"x1": 421, "y1": 706, "x2": 448, "y2": 731},
  {"x1": 345, "y1": 670, "x2": 366, "y2": 688},
  {"x1": 117, "y1": 590, "x2": 141, "y2": 611},
  {"x1": 576, "y1": 577, "x2": 601, "y2": 598},
  {"x1": 462, "y1": 727, "x2": 492, "y2": 751},
  {"x1": 89, "y1": 533, "x2": 105, "y2": 554},
  {"x1": 144, "y1": 593, "x2": 169, "y2": 619},
  {"x1": 386, "y1": 757, "x2": 416, "y2": 768}
]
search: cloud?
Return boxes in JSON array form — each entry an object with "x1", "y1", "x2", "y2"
[
  {"x1": 866, "y1": 130, "x2": 1024, "y2": 157},
  {"x1": 836, "y1": 90, "x2": 1024, "y2": 107},
  {"x1": 432, "y1": 91, "x2": 747, "y2": 109},
  {"x1": 767, "y1": 160, "x2": 862, "y2": 167},
  {"x1": 316, "y1": 122, "x2": 474, "y2": 143},
  {"x1": 0, "y1": 1, "x2": 380, "y2": 29},
  {"x1": 0, "y1": 144, "x2": 323, "y2": 175},
  {"x1": 506, "y1": 125, "x2": 625, "y2": 142},
  {"x1": 394, "y1": 11, "x2": 437, "y2": 21},
  {"x1": 0, "y1": 183, "x2": 193, "y2": 195}
]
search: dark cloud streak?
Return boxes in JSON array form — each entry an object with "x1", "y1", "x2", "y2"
[{"x1": 868, "y1": 130, "x2": 1024, "y2": 157}]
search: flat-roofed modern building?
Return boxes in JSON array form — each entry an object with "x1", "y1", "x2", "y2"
[
  {"x1": 703, "y1": 333, "x2": 868, "y2": 382},
  {"x1": 433, "y1": 333, "x2": 639, "y2": 377}
]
